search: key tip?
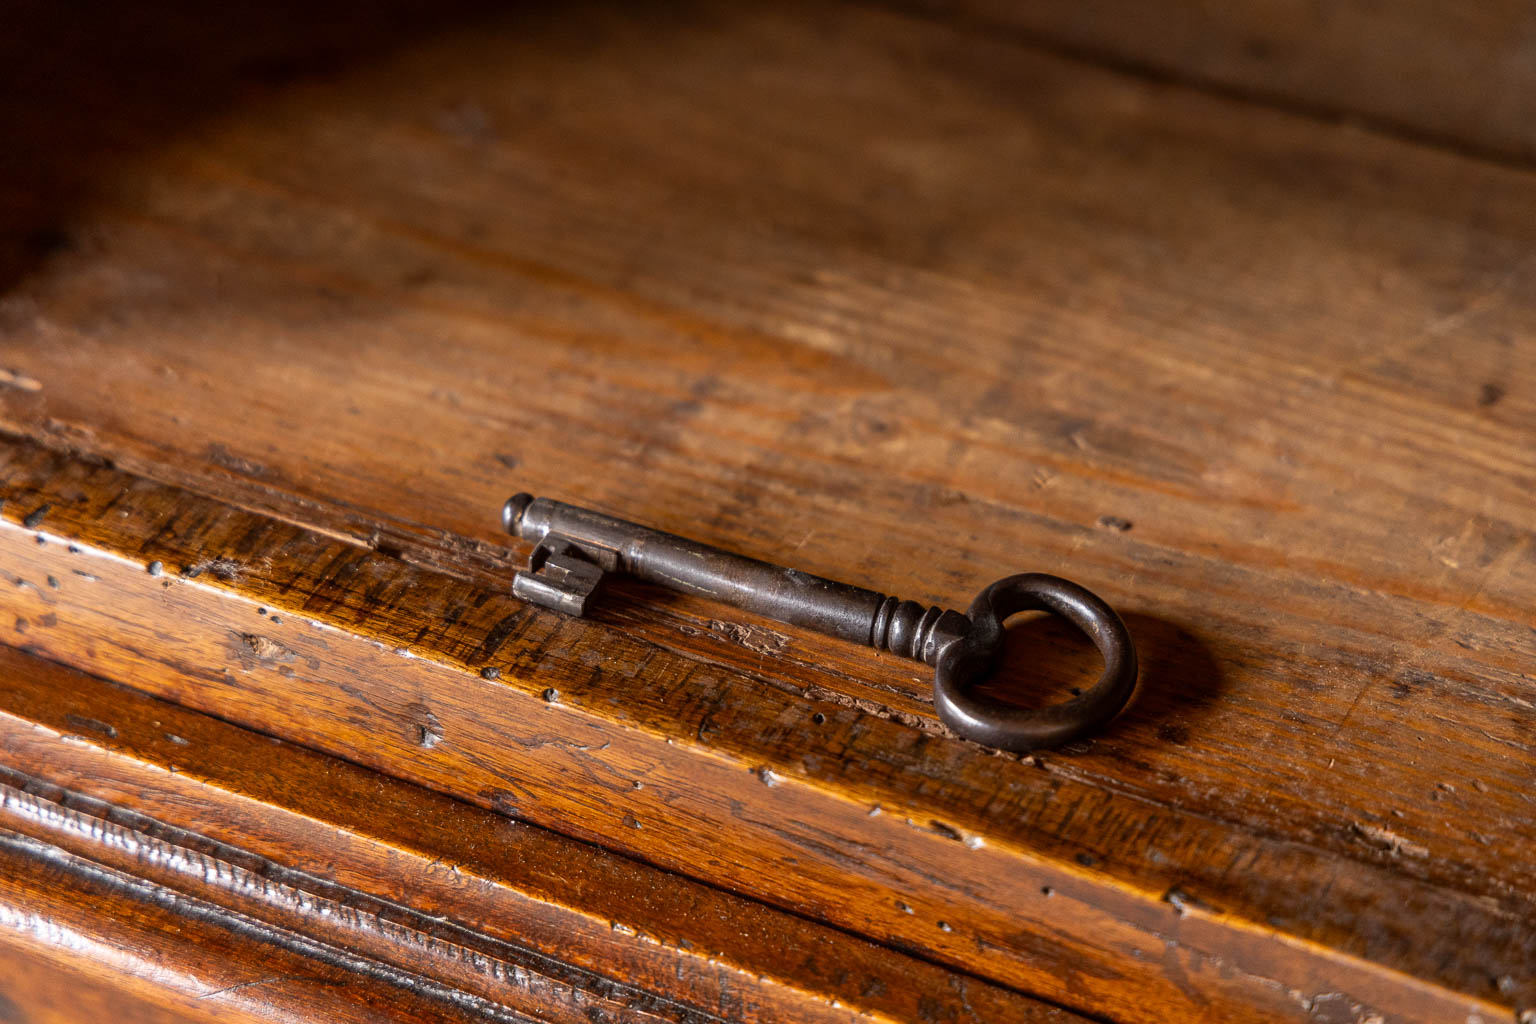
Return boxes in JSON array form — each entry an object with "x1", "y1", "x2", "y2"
[{"x1": 502, "y1": 493, "x2": 534, "y2": 534}]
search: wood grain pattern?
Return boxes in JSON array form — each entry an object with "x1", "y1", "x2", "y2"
[
  {"x1": 0, "y1": 438, "x2": 1524, "y2": 1024},
  {"x1": 0, "y1": 1, "x2": 1533, "y2": 1021},
  {"x1": 0, "y1": 643, "x2": 1080, "y2": 1024},
  {"x1": 897, "y1": 0, "x2": 1536, "y2": 164}
]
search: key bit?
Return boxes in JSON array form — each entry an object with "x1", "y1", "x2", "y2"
[
  {"x1": 502, "y1": 493, "x2": 1137, "y2": 752},
  {"x1": 513, "y1": 536, "x2": 610, "y2": 616}
]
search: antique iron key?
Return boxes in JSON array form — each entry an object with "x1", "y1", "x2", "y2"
[{"x1": 503, "y1": 494, "x2": 1137, "y2": 751}]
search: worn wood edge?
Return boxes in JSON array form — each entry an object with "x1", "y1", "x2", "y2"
[
  {"x1": 0, "y1": 643, "x2": 1076, "y2": 1024},
  {"x1": 0, "y1": 436, "x2": 1524, "y2": 1023},
  {"x1": 3, "y1": 403, "x2": 958, "y2": 731}
]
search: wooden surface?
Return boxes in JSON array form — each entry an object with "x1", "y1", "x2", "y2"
[
  {"x1": 900, "y1": 0, "x2": 1536, "y2": 164},
  {"x1": 0, "y1": 644, "x2": 1075, "y2": 1023},
  {"x1": 1, "y1": 2, "x2": 1533, "y2": 1022},
  {"x1": 6, "y1": 436, "x2": 1527, "y2": 1024}
]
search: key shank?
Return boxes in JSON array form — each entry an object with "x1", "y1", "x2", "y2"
[{"x1": 504, "y1": 494, "x2": 968, "y2": 664}]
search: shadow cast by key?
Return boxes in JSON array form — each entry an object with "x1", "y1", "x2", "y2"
[{"x1": 977, "y1": 610, "x2": 1226, "y2": 751}]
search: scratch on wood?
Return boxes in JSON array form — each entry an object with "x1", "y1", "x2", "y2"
[
  {"x1": 197, "y1": 975, "x2": 289, "y2": 1000},
  {"x1": 0, "y1": 368, "x2": 43, "y2": 392},
  {"x1": 1351, "y1": 822, "x2": 1429, "y2": 859},
  {"x1": 707, "y1": 619, "x2": 789, "y2": 656},
  {"x1": 206, "y1": 443, "x2": 267, "y2": 477},
  {"x1": 62, "y1": 713, "x2": 118, "y2": 739},
  {"x1": 229, "y1": 632, "x2": 297, "y2": 667}
]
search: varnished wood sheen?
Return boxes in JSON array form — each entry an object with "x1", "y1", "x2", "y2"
[
  {"x1": 0, "y1": 2, "x2": 1533, "y2": 1022},
  {"x1": 0, "y1": 644, "x2": 1074, "y2": 1023}
]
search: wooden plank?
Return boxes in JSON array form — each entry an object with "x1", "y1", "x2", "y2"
[
  {"x1": 0, "y1": 642, "x2": 1079, "y2": 1024},
  {"x1": 0, "y1": 1, "x2": 1533, "y2": 1021},
  {"x1": 898, "y1": 0, "x2": 1536, "y2": 164},
  {"x1": 0, "y1": 439, "x2": 1522, "y2": 1024}
]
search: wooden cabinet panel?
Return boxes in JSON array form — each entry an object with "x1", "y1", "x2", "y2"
[{"x1": 0, "y1": 644, "x2": 1077, "y2": 1023}]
